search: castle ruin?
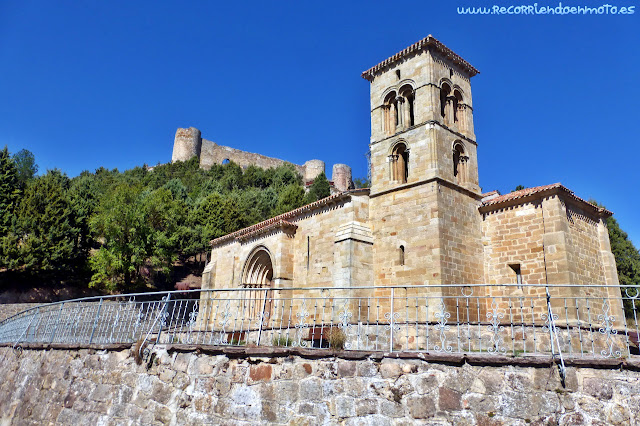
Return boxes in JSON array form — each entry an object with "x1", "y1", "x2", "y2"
[{"x1": 171, "y1": 127, "x2": 353, "y2": 192}]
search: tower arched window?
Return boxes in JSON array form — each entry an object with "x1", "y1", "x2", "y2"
[
  {"x1": 453, "y1": 89, "x2": 466, "y2": 132},
  {"x1": 452, "y1": 142, "x2": 469, "y2": 185},
  {"x1": 453, "y1": 90, "x2": 462, "y2": 123},
  {"x1": 390, "y1": 143, "x2": 409, "y2": 183},
  {"x1": 383, "y1": 92, "x2": 398, "y2": 135},
  {"x1": 399, "y1": 85, "x2": 415, "y2": 127},
  {"x1": 440, "y1": 83, "x2": 452, "y2": 122}
]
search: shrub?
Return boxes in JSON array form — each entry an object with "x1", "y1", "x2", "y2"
[
  {"x1": 328, "y1": 328, "x2": 347, "y2": 350},
  {"x1": 272, "y1": 335, "x2": 293, "y2": 347}
]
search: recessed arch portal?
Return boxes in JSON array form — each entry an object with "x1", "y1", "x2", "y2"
[
  {"x1": 240, "y1": 246, "x2": 274, "y2": 324},
  {"x1": 242, "y1": 246, "x2": 274, "y2": 287}
]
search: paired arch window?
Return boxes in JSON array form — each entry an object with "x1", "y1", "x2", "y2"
[
  {"x1": 440, "y1": 82, "x2": 467, "y2": 130},
  {"x1": 382, "y1": 85, "x2": 415, "y2": 135},
  {"x1": 389, "y1": 143, "x2": 409, "y2": 183}
]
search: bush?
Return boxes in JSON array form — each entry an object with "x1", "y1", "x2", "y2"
[{"x1": 328, "y1": 328, "x2": 346, "y2": 350}]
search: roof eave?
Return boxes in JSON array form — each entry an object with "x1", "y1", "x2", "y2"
[
  {"x1": 479, "y1": 185, "x2": 612, "y2": 218},
  {"x1": 361, "y1": 35, "x2": 479, "y2": 82}
]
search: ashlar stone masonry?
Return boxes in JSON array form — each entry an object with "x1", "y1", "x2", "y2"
[{"x1": 199, "y1": 35, "x2": 622, "y2": 323}]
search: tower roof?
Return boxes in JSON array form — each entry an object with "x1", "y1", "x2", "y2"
[{"x1": 361, "y1": 35, "x2": 480, "y2": 82}]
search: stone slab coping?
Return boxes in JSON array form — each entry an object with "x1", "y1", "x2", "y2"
[{"x1": 2, "y1": 342, "x2": 639, "y2": 370}]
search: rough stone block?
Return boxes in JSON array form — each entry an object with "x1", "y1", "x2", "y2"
[
  {"x1": 583, "y1": 377, "x2": 613, "y2": 400},
  {"x1": 338, "y1": 361, "x2": 356, "y2": 377},
  {"x1": 248, "y1": 365, "x2": 272, "y2": 383},
  {"x1": 438, "y1": 386, "x2": 462, "y2": 411},
  {"x1": 335, "y1": 396, "x2": 356, "y2": 418},
  {"x1": 406, "y1": 395, "x2": 435, "y2": 419}
]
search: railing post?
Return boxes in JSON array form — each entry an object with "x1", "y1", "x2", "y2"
[
  {"x1": 545, "y1": 286, "x2": 566, "y2": 387},
  {"x1": 138, "y1": 293, "x2": 172, "y2": 360},
  {"x1": 390, "y1": 287, "x2": 395, "y2": 353},
  {"x1": 49, "y1": 303, "x2": 65, "y2": 343},
  {"x1": 89, "y1": 298, "x2": 104, "y2": 344},
  {"x1": 13, "y1": 309, "x2": 38, "y2": 351},
  {"x1": 155, "y1": 294, "x2": 171, "y2": 345},
  {"x1": 256, "y1": 288, "x2": 269, "y2": 346}
]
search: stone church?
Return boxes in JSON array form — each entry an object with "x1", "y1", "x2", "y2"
[{"x1": 199, "y1": 35, "x2": 621, "y2": 313}]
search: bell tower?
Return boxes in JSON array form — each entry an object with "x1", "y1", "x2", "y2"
[
  {"x1": 362, "y1": 35, "x2": 480, "y2": 194},
  {"x1": 363, "y1": 36, "x2": 485, "y2": 288}
]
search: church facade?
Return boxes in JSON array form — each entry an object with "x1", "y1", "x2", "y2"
[{"x1": 200, "y1": 35, "x2": 621, "y2": 317}]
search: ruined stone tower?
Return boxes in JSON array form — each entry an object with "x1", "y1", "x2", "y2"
[
  {"x1": 362, "y1": 35, "x2": 484, "y2": 288},
  {"x1": 171, "y1": 127, "x2": 202, "y2": 163}
]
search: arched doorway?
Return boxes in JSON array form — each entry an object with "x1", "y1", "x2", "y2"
[
  {"x1": 242, "y1": 247, "x2": 274, "y2": 287},
  {"x1": 241, "y1": 247, "x2": 274, "y2": 324}
]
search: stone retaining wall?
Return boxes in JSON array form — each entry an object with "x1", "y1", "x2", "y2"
[
  {"x1": 0, "y1": 345, "x2": 638, "y2": 425},
  {"x1": 0, "y1": 303, "x2": 39, "y2": 323}
]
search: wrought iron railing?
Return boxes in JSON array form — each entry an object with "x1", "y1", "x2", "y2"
[{"x1": 1, "y1": 285, "x2": 638, "y2": 366}]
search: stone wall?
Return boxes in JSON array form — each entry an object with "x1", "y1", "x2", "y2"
[
  {"x1": 171, "y1": 128, "x2": 353, "y2": 191},
  {"x1": 1, "y1": 344, "x2": 639, "y2": 425},
  {"x1": 199, "y1": 139, "x2": 305, "y2": 176},
  {"x1": 0, "y1": 303, "x2": 40, "y2": 323},
  {"x1": 204, "y1": 193, "x2": 372, "y2": 293}
]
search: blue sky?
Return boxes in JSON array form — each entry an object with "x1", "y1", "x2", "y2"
[{"x1": 1, "y1": 1, "x2": 638, "y2": 245}]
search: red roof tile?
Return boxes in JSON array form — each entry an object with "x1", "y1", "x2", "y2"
[
  {"x1": 210, "y1": 189, "x2": 369, "y2": 247},
  {"x1": 480, "y1": 183, "x2": 612, "y2": 216},
  {"x1": 361, "y1": 35, "x2": 479, "y2": 82},
  {"x1": 482, "y1": 183, "x2": 562, "y2": 205}
]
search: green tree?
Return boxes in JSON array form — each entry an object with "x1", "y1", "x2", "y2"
[
  {"x1": 303, "y1": 172, "x2": 331, "y2": 205},
  {"x1": 89, "y1": 184, "x2": 151, "y2": 291},
  {"x1": 0, "y1": 146, "x2": 20, "y2": 237},
  {"x1": 12, "y1": 149, "x2": 38, "y2": 189},
  {"x1": 142, "y1": 187, "x2": 187, "y2": 278},
  {"x1": 12, "y1": 170, "x2": 82, "y2": 273},
  {"x1": 274, "y1": 184, "x2": 304, "y2": 216},
  {"x1": 68, "y1": 172, "x2": 102, "y2": 261},
  {"x1": 354, "y1": 177, "x2": 371, "y2": 189},
  {"x1": 512, "y1": 185, "x2": 525, "y2": 192},
  {"x1": 271, "y1": 164, "x2": 302, "y2": 189},
  {"x1": 190, "y1": 192, "x2": 227, "y2": 251}
]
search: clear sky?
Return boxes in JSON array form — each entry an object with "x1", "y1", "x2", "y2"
[{"x1": 1, "y1": 1, "x2": 638, "y2": 245}]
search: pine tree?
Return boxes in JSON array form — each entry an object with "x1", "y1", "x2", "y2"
[
  {"x1": 14, "y1": 170, "x2": 82, "y2": 273},
  {"x1": 0, "y1": 146, "x2": 20, "y2": 237}
]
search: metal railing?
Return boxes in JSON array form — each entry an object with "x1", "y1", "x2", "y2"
[{"x1": 1, "y1": 284, "x2": 638, "y2": 365}]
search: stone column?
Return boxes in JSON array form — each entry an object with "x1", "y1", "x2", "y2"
[
  {"x1": 403, "y1": 96, "x2": 412, "y2": 128},
  {"x1": 388, "y1": 155, "x2": 398, "y2": 182},
  {"x1": 445, "y1": 97, "x2": 455, "y2": 126},
  {"x1": 390, "y1": 102, "x2": 397, "y2": 134},
  {"x1": 457, "y1": 104, "x2": 467, "y2": 132}
]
